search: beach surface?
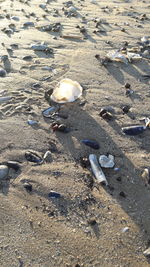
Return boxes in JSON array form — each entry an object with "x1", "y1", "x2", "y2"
[{"x1": 0, "y1": 0, "x2": 150, "y2": 266}]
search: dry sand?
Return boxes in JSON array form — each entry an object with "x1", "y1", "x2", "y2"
[{"x1": 0, "y1": 0, "x2": 150, "y2": 266}]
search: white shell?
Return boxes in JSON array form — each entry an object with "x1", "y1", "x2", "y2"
[
  {"x1": 50, "y1": 78, "x2": 83, "y2": 103},
  {"x1": 99, "y1": 154, "x2": 115, "y2": 168}
]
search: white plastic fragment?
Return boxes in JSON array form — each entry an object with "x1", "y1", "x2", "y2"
[
  {"x1": 89, "y1": 154, "x2": 108, "y2": 185},
  {"x1": 106, "y1": 51, "x2": 128, "y2": 64},
  {"x1": 51, "y1": 78, "x2": 83, "y2": 103},
  {"x1": 99, "y1": 154, "x2": 115, "y2": 168},
  {"x1": 127, "y1": 52, "x2": 142, "y2": 62}
]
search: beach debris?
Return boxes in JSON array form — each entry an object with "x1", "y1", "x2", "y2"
[
  {"x1": 50, "y1": 78, "x2": 83, "y2": 103},
  {"x1": 122, "y1": 125, "x2": 147, "y2": 135},
  {"x1": 23, "y1": 22, "x2": 35, "y2": 27},
  {"x1": 6, "y1": 161, "x2": 21, "y2": 171},
  {"x1": 11, "y1": 16, "x2": 20, "y2": 21},
  {"x1": 82, "y1": 139, "x2": 100, "y2": 150},
  {"x1": 48, "y1": 191, "x2": 61, "y2": 198},
  {"x1": 43, "y1": 151, "x2": 51, "y2": 162},
  {"x1": 30, "y1": 43, "x2": 53, "y2": 54},
  {"x1": 121, "y1": 105, "x2": 131, "y2": 114},
  {"x1": 0, "y1": 68, "x2": 7, "y2": 77},
  {"x1": 51, "y1": 122, "x2": 70, "y2": 133},
  {"x1": 0, "y1": 96, "x2": 12, "y2": 103},
  {"x1": 89, "y1": 154, "x2": 108, "y2": 185},
  {"x1": 27, "y1": 119, "x2": 39, "y2": 126},
  {"x1": 127, "y1": 52, "x2": 142, "y2": 62},
  {"x1": 25, "y1": 151, "x2": 43, "y2": 164},
  {"x1": 122, "y1": 227, "x2": 129, "y2": 233},
  {"x1": 99, "y1": 108, "x2": 113, "y2": 120},
  {"x1": 106, "y1": 51, "x2": 128, "y2": 64},
  {"x1": 99, "y1": 154, "x2": 115, "y2": 168},
  {"x1": 0, "y1": 165, "x2": 9, "y2": 180},
  {"x1": 141, "y1": 36, "x2": 149, "y2": 46},
  {"x1": 38, "y1": 22, "x2": 61, "y2": 32},
  {"x1": 79, "y1": 157, "x2": 90, "y2": 168},
  {"x1": 42, "y1": 105, "x2": 60, "y2": 118},
  {"x1": 23, "y1": 182, "x2": 32, "y2": 192},
  {"x1": 124, "y1": 83, "x2": 131, "y2": 89},
  {"x1": 22, "y1": 55, "x2": 33, "y2": 61},
  {"x1": 142, "y1": 168, "x2": 150, "y2": 184},
  {"x1": 144, "y1": 247, "x2": 150, "y2": 257},
  {"x1": 119, "y1": 191, "x2": 126, "y2": 198}
]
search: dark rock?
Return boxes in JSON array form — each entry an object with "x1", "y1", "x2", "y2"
[
  {"x1": 23, "y1": 182, "x2": 32, "y2": 192},
  {"x1": 0, "y1": 68, "x2": 7, "y2": 77},
  {"x1": 124, "y1": 82, "x2": 131, "y2": 89},
  {"x1": 119, "y1": 191, "x2": 126, "y2": 198}
]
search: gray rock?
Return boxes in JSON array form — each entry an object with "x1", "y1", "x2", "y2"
[
  {"x1": 0, "y1": 68, "x2": 7, "y2": 77},
  {"x1": 0, "y1": 165, "x2": 9, "y2": 180}
]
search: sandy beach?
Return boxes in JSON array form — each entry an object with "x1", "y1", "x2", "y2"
[{"x1": 0, "y1": 0, "x2": 150, "y2": 266}]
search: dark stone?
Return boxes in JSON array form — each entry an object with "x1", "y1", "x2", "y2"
[
  {"x1": 0, "y1": 68, "x2": 7, "y2": 77},
  {"x1": 23, "y1": 183, "x2": 32, "y2": 192},
  {"x1": 124, "y1": 82, "x2": 131, "y2": 89},
  {"x1": 119, "y1": 191, "x2": 126, "y2": 198}
]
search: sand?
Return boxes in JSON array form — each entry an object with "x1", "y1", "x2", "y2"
[{"x1": 0, "y1": 0, "x2": 150, "y2": 266}]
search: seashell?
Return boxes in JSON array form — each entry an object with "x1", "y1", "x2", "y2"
[
  {"x1": 25, "y1": 151, "x2": 43, "y2": 164},
  {"x1": 50, "y1": 78, "x2": 83, "y2": 103},
  {"x1": 99, "y1": 154, "x2": 115, "y2": 168},
  {"x1": 6, "y1": 161, "x2": 21, "y2": 171},
  {"x1": 89, "y1": 154, "x2": 108, "y2": 185},
  {"x1": 122, "y1": 125, "x2": 146, "y2": 135},
  {"x1": 82, "y1": 139, "x2": 100, "y2": 150},
  {"x1": 42, "y1": 105, "x2": 59, "y2": 118}
]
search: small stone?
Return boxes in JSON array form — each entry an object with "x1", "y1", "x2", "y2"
[
  {"x1": 0, "y1": 68, "x2": 7, "y2": 77},
  {"x1": 0, "y1": 165, "x2": 9, "y2": 179},
  {"x1": 22, "y1": 55, "x2": 32, "y2": 61},
  {"x1": 119, "y1": 191, "x2": 126, "y2": 198},
  {"x1": 121, "y1": 105, "x2": 130, "y2": 114},
  {"x1": 23, "y1": 183, "x2": 32, "y2": 192},
  {"x1": 79, "y1": 157, "x2": 90, "y2": 168},
  {"x1": 88, "y1": 218, "x2": 97, "y2": 226},
  {"x1": 124, "y1": 83, "x2": 131, "y2": 89}
]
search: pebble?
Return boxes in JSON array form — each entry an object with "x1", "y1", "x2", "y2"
[
  {"x1": 48, "y1": 191, "x2": 61, "y2": 198},
  {"x1": 22, "y1": 55, "x2": 32, "y2": 61},
  {"x1": 0, "y1": 68, "x2": 7, "y2": 77},
  {"x1": 23, "y1": 182, "x2": 32, "y2": 192},
  {"x1": 11, "y1": 16, "x2": 20, "y2": 21},
  {"x1": 23, "y1": 22, "x2": 34, "y2": 27},
  {"x1": 0, "y1": 165, "x2": 9, "y2": 180}
]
